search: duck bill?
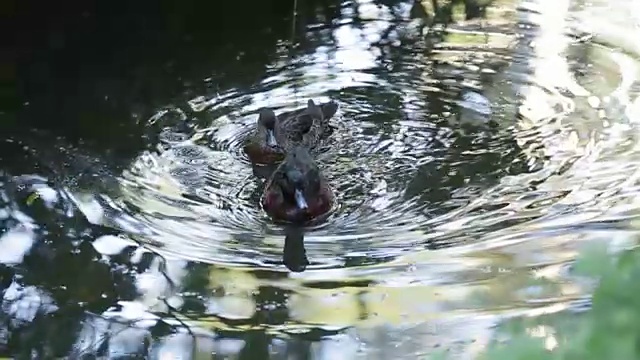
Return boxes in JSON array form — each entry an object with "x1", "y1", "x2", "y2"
[
  {"x1": 294, "y1": 189, "x2": 309, "y2": 210},
  {"x1": 266, "y1": 130, "x2": 278, "y2": 147}
]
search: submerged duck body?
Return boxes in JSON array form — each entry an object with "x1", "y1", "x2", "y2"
[
  {"x1": 261, "y1": 145, "x2": 334, "y2": 223},
  {"x1": 243, "y1": 100, "x2": 339, "y2": 165}
]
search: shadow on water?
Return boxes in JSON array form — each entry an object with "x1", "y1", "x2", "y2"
[
  {"x1": 283, "y1": 226, "x2": 310, "y2": 272},
  {"x1": 2, "y1": 0, "x2": 640, "y2": 357}
]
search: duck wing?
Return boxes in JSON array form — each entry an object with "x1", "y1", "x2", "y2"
[
  {"x1": 288, "y1": 113, "x2": 315, "y2": 135},
  {"x1": 275, "y1": 112, "x2": 313, "y2": 144},
  {"x1": 297, "y1": 101, "x2": 326, "y2": 147},
  {"x1": 275, "y1": 100, "x2": 335, "y2": 150}
]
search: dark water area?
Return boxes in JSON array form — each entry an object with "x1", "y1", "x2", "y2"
[
  {"x1": 2, "y1": 0, "x2": 640, "y2": 358},
  {"x1": 3, "y1": 0, "x2": 306, "y2": 155}
]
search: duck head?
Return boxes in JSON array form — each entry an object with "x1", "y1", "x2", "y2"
[
  {"x1": 277, "y1": 146, "x2": 321, "y2": 211},
  {"x1": 262, "y1": 145, "x2": 333, "y2": 222},
  {"x1": 258, "y1": 107, "x2": 279, "y2": 148}
]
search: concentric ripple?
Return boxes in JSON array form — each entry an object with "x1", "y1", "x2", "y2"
[
  {"x1": 82, "y1": 0, "x2": 640, "y2": 281},
  {"x1": 17, "y1": 0, "x2": 636, "y2": 357},
  {"x1": 6, "y1": 0, "x2": 640, "y2": 358},
  {"x1": 118, "y1": 83, "x2": 525, "y2": 266}
]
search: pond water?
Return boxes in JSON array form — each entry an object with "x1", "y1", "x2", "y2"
[{"x1": 2, "y1": 0, "x2": 640, "y2": 358}]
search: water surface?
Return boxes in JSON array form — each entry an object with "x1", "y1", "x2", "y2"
[{"x1": 2, "y1": 0, "x2": 640, "y2": 358}]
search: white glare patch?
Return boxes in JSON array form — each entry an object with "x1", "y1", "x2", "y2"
[
  {"x1": 34, "y1": 186, "x2": 59, "y2": 207},
  {"x1": 459, "y1": 91, "x2": 492, "y2": 116},
  {"x1": 215, "y1": 339, "x2": 246, "y2": 355},
  {"x1": 0, "y1": 227, "x2": 36, "y2": 264},
  {"x1": 69, "y1": 194, "x2": 105, "y2": 225},
  {"x1": 92, "y1": 235, "x2": 138, "y2": 256},
  {"x1": 103, "y1": 301, "x2": 160, "y2": 329},
  {"x1": 2, "y1": 281, "x2": 58, "y2": 324},
  {"x1": 149, "y1": 333, "x2": 194, "y2": 360}
]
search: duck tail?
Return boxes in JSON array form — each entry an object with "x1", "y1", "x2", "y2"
[
  {"x1": 321, "y1": 101, "x2": 339, "y2": 121},
  {"x1": 306, "y1": 99, "x2": 323, "y2": 120}
]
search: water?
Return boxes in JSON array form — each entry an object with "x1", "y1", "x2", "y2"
[{"x1": 2, "y1": 0, "x2": 640, "y2": 358}]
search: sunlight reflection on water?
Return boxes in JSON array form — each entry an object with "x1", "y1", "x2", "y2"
[{"x1": 4, "y1": 0, "x2": 638, "y2": 358}]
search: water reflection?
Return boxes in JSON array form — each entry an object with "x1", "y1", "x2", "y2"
[
  {"x1": 2, "y1": 0, "x2": 640, "y2": 358},
  {"x1": 115, "y1": 0, "x2": 529, "y2": 271},
  {"x1": 283, "y1": 226, "x2": 310, "y2": 272}
]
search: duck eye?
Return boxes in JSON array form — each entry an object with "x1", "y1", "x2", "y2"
[{"x1": 286, "y1": 169, "x2": 306, "y2": 187}]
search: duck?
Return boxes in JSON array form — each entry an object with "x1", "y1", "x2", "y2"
[
  {"x1": 261, "y1": 145, "x2": 334, "y2": 223},
  {"x1": 243, "y1": 99, "x2": 339, "y2": 165},
  {"x1": 243, "y1": 108, "x2": 283, "y2": 165}
]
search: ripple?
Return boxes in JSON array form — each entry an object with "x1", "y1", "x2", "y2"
[
  {"x1": 118, "y1": 50, "x2": 544, "y2": 270},
  {"x1": 8, "y1": 0, "x2": 640, "y2": 358},
  {"x1": 75, "y1": 0, "x2": 640, "y2": 348}
]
